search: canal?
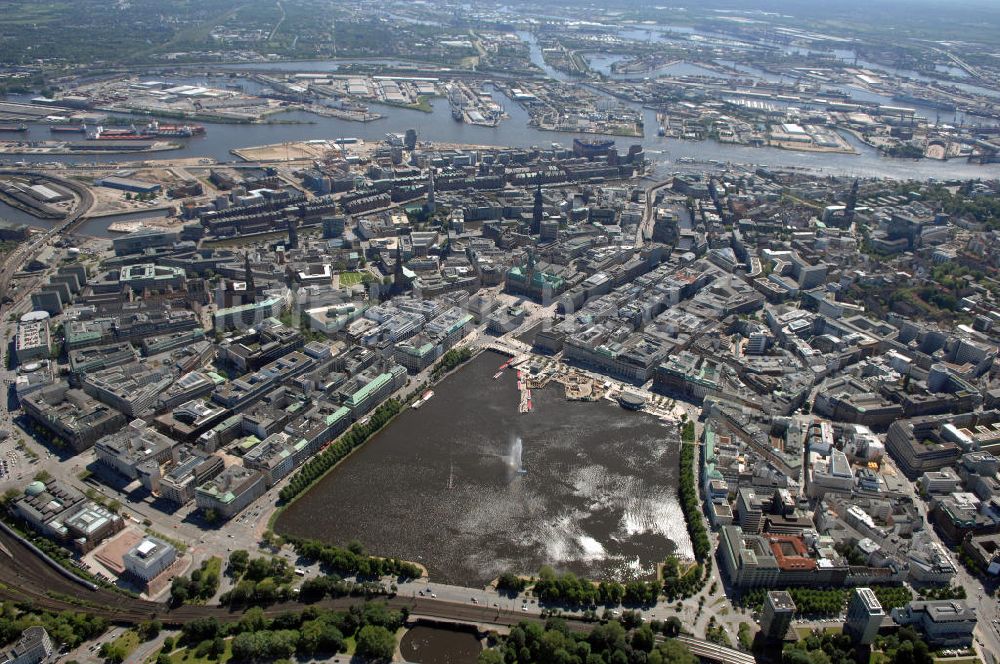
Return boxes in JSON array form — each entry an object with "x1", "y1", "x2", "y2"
[
  {"x1": 400, "y1": 625, "x2": 482, "y2": 664},
  {"x1": 275, "y1": 351, "x2": 690, "y2": 587}
]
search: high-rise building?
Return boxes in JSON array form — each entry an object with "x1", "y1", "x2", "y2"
[
  {"x1": 746, "y1": 331, "x2": 768, "y2": 356},
  {"x1": 845, "y1": 587, "x2": 884, "y2": 645},
  {"x1": 736, "y1": 487, "x2": 763, "y2": 534},
  {"x1": 760, "y1": 590, "x2": 795, "y2": 641}
]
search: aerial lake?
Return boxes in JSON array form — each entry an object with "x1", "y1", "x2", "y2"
[{"x1": 276, "y1": 351, "x2": 690, "y2": 587}]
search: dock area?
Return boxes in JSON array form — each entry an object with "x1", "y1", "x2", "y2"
[{"x1": 517, "y1": 371, "x2": 532, "y2": 413}]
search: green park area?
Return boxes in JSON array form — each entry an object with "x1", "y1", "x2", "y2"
[{"x1": 338, "y1": 271, "x2": 364, "y2": 287}]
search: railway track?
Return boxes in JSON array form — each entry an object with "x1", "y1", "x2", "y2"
[
  {"x1": 0, "y1": 528, "x2": 529, "y2": 628},
  {"x1": 0, "y1": 530, "x2": 748, "y2": 663}
]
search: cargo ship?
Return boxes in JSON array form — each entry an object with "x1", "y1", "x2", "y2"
[
  {"x1": 89, "y1": 126, "x2": 146, "y2": 140},
  {"x1": 89, "y1": 122, "x2": 206, "y2": 140},
  {"x1": 142, "y1": 121, "x2": 205, "y2": 138},
  {"x1": 0, "y1": 124, "x2": 28, "y2": 133},
  {"x1": 50, "y1": 124, "x2": 87, "y2": 134},
  {"x1": 892, "y1": 94, "x2": 956, "y2": 112}
]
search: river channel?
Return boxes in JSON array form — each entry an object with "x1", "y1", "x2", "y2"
[
  {"x1": 2, "y1": 74, "x2": 999, "y2": 182},
  {"x1": 275, "y1": 351, "x2": 690, "y2": 587},
  {"x1": 3, "y1": 37, "x2": 999, "y2": 233}
]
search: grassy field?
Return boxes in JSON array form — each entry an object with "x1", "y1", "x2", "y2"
[
  {"x1": 204, "y1": 556, "x2": 222, "y2": 576},
  {"x1": 168, "y1": 638, "x2": 233, "y2": 664},
  {"x1": 106, "y1": 630, "x2": 141, "y2": 661},
  {"x1": 339, "y1": 271, "x2": 364, "y2": 286},
  {"x1": 795, "y1": 625, "x2": 843, "y2": 640}
]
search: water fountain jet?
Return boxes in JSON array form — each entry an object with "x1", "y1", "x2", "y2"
[{"x1": 508, "y1": 436, "x2": 526, "y2": 475}]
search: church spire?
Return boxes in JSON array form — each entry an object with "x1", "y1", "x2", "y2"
[
  {"x1": 531, "y1": 181, "x2": 543, "y2": 235},
  {"x1": 392, "y1": 235, "x2": 408, "y2": 294},
  {"x1": 425, "y1": 168, "x2": 436, "y2": 214},
  {"x1": 243, "y1": 252, "x2": 256, "y2": 303}
]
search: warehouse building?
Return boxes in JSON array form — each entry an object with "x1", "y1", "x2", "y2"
[{"x1": 96, "y1": 176, "x2": 162, "y2": 194}]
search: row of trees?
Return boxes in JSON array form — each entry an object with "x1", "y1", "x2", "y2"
[
  {"x1": 661, "y1": 555, "x2": 704, "y2": 602},
  {"x1": 290, "y1": 537, "x2": 422, "y2": 581},
  {"x1": 871, "y1": 586, "x2": 915, "y2": 611},
  {"x1": 530, "y1": 567, "x2": 660, "y2": 608},
  {"x1": 242, "y1": 554, "x2": 294, "y2": 584},
  {"x1": 742, "y1": 587, "x2": 846, "y2": 617},
  {"x1": 172, "y1": 602, "x2": 405, "y2": 663},
  {"x1": 478, "y1": 617, "x2": 697, "y2": 664},
  {"x1": 783, "y1": 627, "x2": 934, "y2": 664},
  {"x1": 498, "y1": 569, "x2": 666, "y2": 609},
  {"x1": 677, "y1": 421, "x2": 711, "y2": 590},
  {"x1": 497, "y1": 572, "x2": 529, "y2": 594},
  {"x1": 278, "y1": 398, "x2": 403, "y2": 502},
  {"x1": 169, "y1": 557, "x2": 221, "y2": 606},
  {"x1": 742, "y1": 585, "x2": 913, "y2": 617},
  {"x1": 0, "y1": 602, "x2": 107, "y2": 650},
  {"x1": 231, "y1": 629, "x2": 309, "y2": 662},
  {"x1": 431, "y1": 347, "x2": 473, "y2": 379},
  {"x1": 782, "y1": 630, "x2": 859, "y2": 664},
  {"x1": 918, "y1": 584, "x2": 966, "y2": 600},
  {"x1": 221, "y1": 551, "x2": 301, "y2": 607},
  {"x1": 873, "y1": 627, "x2": 936, "y2": 664},
  {"x1": 221, "y1": 577, "x2": 292, "y2": 607},
  {"x1": 298, "y1": 574, "x2": 363, "y2": 602}
]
